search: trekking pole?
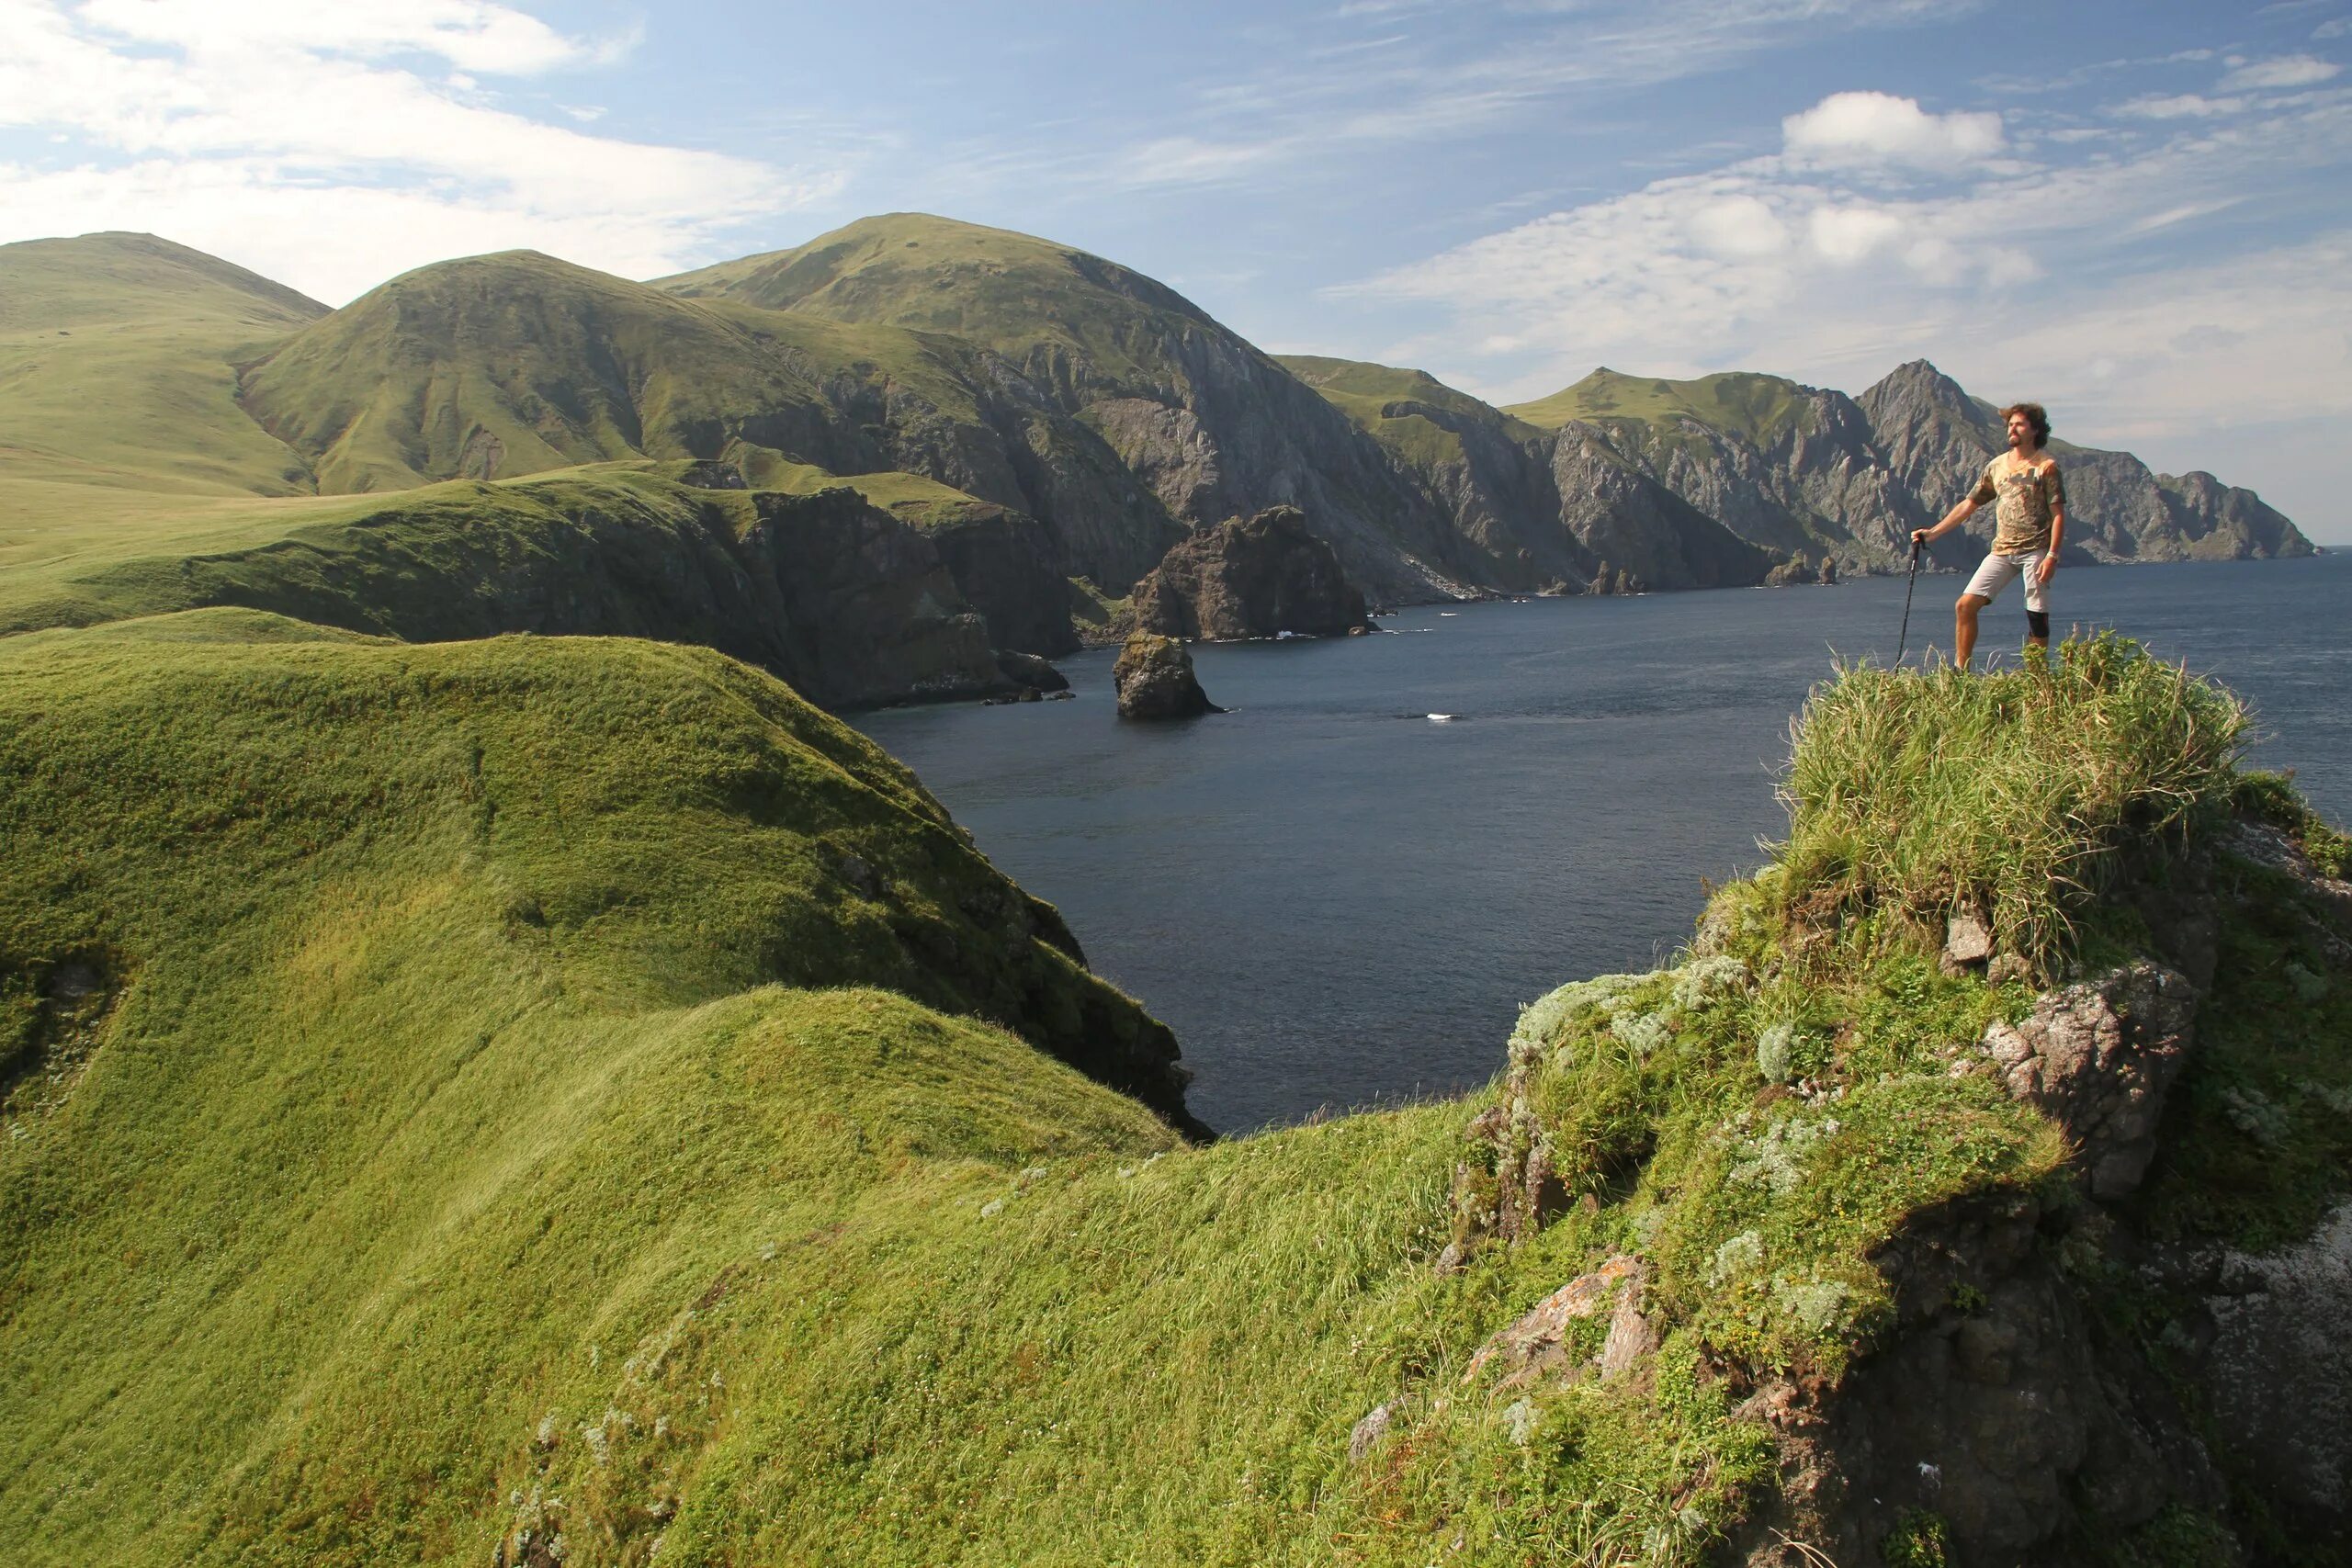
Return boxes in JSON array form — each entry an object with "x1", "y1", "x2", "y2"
[{"x1": 1895, "y1": 536, "x2": 1922, "y2": 667}]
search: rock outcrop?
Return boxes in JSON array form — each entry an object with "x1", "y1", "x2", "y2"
[
  {"x1": 1113, "y1": 632, "x2": 1219, "y2": 719},
  {"x1": 1127, "y1": 506, "x2": 1371, "y2": 640},
  {"x1": 1976, "y1": 961, "x2": 2197, "y2": 1200}
]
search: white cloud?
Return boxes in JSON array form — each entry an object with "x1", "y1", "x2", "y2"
[
  {"x1": 2219, "y1": 54, "x2": 2343, "y2": 90},
  {"x1": 0, "y1": 0, "x2": 839, "y2": 302},
  {"x1": 74, "y1": 0, "x2": 618, "y2": 74},
  {"x1": 1781, "y1": 91, "x2": 2006, "y2": 170},
  {"x1": 1689, "y1": 194, "x2": 1790, "y2": 258},
  {"x1": 1808, "y1": 203, "x2": 1905, "y2": 264},
  {"x1": 1336, "y1": 79, "x2": 2352, "y2": 474},
  {"x1": 2116, "y1": 94, "x2": 2251, "y2": 118}
]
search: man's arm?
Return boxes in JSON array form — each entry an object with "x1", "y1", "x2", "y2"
[
  {"x1": 2035, "y1": 464, "x2": 2065, "y2": 583},
  {"x1": 2037, "y1": 501, "x2": 2065, "y2": 583}
]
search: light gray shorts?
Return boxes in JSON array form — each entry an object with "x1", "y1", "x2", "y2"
[{"x1": 1963, "y1": 549, "x2": 2049, "y2": 613}]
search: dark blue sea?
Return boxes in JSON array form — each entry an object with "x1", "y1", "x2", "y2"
[{"x1": 857, "y1": 555, "x2": 2352, "y2": 1134}]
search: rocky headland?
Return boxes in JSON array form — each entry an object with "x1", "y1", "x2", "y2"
[{"x1": 1127, "y1": 505, "x2": 1372, "y2": 640}]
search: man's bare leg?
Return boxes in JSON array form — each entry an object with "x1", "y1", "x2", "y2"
[{"x1": 1954, "y1": 593, "x2": 1986, "y2": 671}]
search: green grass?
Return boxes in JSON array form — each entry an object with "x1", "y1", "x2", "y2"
[
  {"x1": 0, "y1": 232, "x2": 322, "y2": 500},
  {"x1": 1507, "y1": 369, "x2": 1815, "y2": 448},
  {"x1": 724, "y1": 442, "x2": 1008, "y2": 528},
  {"x1": 655, "y1": 212, "x2": 1241, "y2": 397},
  {"x1": 1773, "y1": 633, "x2": 2247, "y2": 971},
  {"x1": 1275, "y1": 355, "x2": 1555, "y2": 477},
  {"x1": 238, "y1": 252, "x2": 848, "y2": 493},
  {"x1": 0, "y1": 465, "x2": 741, "y2": 637},
  {"x1": 1, "y1": 614, "x2": 2339, "y2": 1564},
  {"x1": 0, "y1": 463, "x2": 1013, "y2": 711}
]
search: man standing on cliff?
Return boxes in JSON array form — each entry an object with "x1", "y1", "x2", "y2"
[{"x1": 1911, "y1": 403, "x2": 2067, "y2": 671}]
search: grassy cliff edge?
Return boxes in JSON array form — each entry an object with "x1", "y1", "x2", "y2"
[{"x1": 2, "y1": 628, "x2": 2346, "y2": 1565}]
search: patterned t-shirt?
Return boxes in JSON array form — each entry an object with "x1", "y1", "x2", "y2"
[{"x1": 1969, "y1": 456, "x2": 2065, "y2": 555}]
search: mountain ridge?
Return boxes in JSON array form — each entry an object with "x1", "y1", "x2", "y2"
[{"x1": 0, "y1": 220, "x2": 2319, "y2": 717}]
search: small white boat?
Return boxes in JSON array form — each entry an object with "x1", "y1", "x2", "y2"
[{"x1": 1428, "y1": 713, "x2": 1458, "y2": 723}]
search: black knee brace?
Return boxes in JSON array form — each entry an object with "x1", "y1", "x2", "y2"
[{"x1": 2025, "y1": 609, "x2": 2051, "y2": 640}]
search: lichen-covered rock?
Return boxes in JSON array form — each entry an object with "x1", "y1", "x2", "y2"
[
  {"x1": 2190, "y1": 1201, "x2": 2352, "y2": 1526},
  {"x1": 1977, "y1": 961, "x2": 2196, "y2": 1199},
  {"x1": 1112, "y1": 633, "x2": 1220, "y2": 719},
  {"x1": 1128, "y1": 506, "x2": 1371, "y2": 640},
  {"x1": 1461, "y1": 1256, "x2": 1643, "y2": 1388}
]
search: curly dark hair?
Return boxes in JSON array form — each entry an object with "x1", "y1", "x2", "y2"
[{"x1": 1999, "y1": 402, "x2": 2052, "y2": 446}]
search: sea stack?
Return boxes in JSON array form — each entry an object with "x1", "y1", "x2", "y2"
[
  {"x1": 1114, "y1": 633, "x2": 1221, "y2": 719},
  {"x1": 1129, "y1": 506, "x2": 1372, "y2": 640}
]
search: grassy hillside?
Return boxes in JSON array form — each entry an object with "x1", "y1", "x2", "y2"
[
  {"x1": 1509, "y1": 368, "x2": 1816, "y2": 448},
  {"x1": 0, "y1": 463, "x2": 1025, "y2": 708},
  {"x1": 0, "y1": 231, "x2": 322, "y2": 503},
  {"x1": 1279, "y1": 355, "x2": 1545, "y2": 468},
  {"x1": 6, "y1": 615, "x2": 2338, "y2": 1564},
  {"x1": 237, "y1": 252, "x2": 848, "y2": 493},
  {"x1": 657, "y1": 213, "x2": 1225, "y2": 394}
]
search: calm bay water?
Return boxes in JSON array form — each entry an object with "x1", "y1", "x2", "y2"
[{"x1": 857, "y1": 555, "x2": 2352, "y2": 1134}]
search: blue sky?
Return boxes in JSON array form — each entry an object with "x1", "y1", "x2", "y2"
[{"x1": 3, "y1": 0, "x2": 2347, "y2": 537}]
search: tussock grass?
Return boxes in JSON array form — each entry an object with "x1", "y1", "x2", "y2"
[{"x1": 1776, "y1": 633, "x2": 2246, "y2": 968}]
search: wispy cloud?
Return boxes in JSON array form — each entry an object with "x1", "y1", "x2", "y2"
[
  {"x1": 1337, "y1": 73, "x2": 2352, "y2": 458},
  {"x1": 0, "y1": 0, "x2": 842, "y2": 301},
  {"x1": 2219, "y1": 52, "x2": 2343, "y2": 89},
  {"x1": 1079, "y1": 0, "x2": 1983, "y2": 190}
]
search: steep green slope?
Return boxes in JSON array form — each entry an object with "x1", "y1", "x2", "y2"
[
  {"x1": 0, "y1": 231, "x2": 322, "y2": 502},
  {"x1": 662, "y1": 216, "x2": 1511, "y2": 599},
  {"x1": 1507, "y1": 367, "x2": 1816, "y2": 448},
  {"x1": 7, "y1": 619, "x2": 2340, "y2": 1565},
  {"x1": 234, "y1": 249, "x2": 1181, "y2": 595},
  {"x1": 659, "y1": 212, "x2": 1217, "y2": 390},
  {"x1": 237, "y1": 252, "x2": 841, "y2": 493}
]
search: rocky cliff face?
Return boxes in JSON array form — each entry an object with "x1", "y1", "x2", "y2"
[
  {"x1": 1504, "y1": 360, "x2": 2314, "y2": 576},
  {"x1": 1128, "y1": 505, "x2": 1371, "y2": 639},
  {"x1": 1858, "y1": 360, "x2": 2315, "y2": 565},
  {"x1": 1592, "y1": 388, "x2": 1923, "y2": 570},
  {"x1": 42, "y1": 472, "x2": 1013, "y2": 709},
  {"x1": 1547, "y1": 423, "x2": 1778, "y2": 591}
]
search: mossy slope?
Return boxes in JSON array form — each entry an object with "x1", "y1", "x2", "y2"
[{"x1": 0, "y1": 620, "x2": 1210, "y2": 1568}]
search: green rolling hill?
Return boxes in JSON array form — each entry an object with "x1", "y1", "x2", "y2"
[
  {"x1": 0, "y1": 231, "x2": 323, "y2": 500},
  {"x1": 661, "y1": 215, "x2": 1534, "y2": 599},
  {"x1": 236, "y1": 251, "x2": 840, "y2": 493}
]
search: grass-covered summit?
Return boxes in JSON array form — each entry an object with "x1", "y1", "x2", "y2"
[
  {"x1": 5, "y1": 623, "x2": 2344, "y2": 1565},
  {"x1": 1506, "y1": 368, "x2": 1820, "y2": 448},
  {"x1": 0, "y1": 231, "x2": 322, "y2": 501}
]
